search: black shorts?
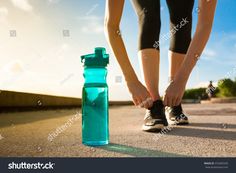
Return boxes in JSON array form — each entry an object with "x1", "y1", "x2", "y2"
[{"x1": 132, "y1": 0, "x2": 194, "y2": 54}]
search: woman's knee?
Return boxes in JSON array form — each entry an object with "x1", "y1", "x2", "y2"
[
  {"x1": 132, "y1": 0, "x2": 161, "y2": 50},
  {"x1": 169, "y1": 15, "x2": 192, "y2": 54},
  {"x1": 167, "y1": 0, "x2": 194, "y2": 53},
  {"x1": 138, "y1": 13, "x2": 161, "y2": 50}
]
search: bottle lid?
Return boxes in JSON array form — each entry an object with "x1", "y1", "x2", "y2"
[{"x1": 81, "y1": 47, "x2": 109, "y2": 67}]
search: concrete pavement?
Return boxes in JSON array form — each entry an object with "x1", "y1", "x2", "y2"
[{"x1": 0, "y1": 103, "x2": 236, "y2": 157}]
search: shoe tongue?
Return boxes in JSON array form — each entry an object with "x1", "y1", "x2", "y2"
[
  {"x1": 172, "y1": 104, "x2": 183, "y2": 115},
  {"x1": 154, "y1": 100, "x2": 164, "y2": 106},
  {"x1": 148, "y1": 100, "x2": 164, "y2": 115}
]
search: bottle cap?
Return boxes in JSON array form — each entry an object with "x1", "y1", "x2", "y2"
[{"x1": 81, "y1": 47, "x2": 109, "y2": 67}]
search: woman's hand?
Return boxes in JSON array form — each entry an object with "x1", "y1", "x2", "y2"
[
  {"x1": 126, "y1": 80, "x2": 153, "y2": 109},
  {"x1": 105, "y1": 0, "x2": 152, "y2": 109},
  {"x1": 163, "y1": 79, "x2": 186, "y2": 107}
]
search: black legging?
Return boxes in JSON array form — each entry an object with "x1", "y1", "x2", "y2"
[{"x1": 132, "y1": 0, "x2": 194, "y2": 54}]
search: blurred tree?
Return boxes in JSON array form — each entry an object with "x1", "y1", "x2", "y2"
[
  {"x1": 217, "y1": 78, "x2": 236, "y2": 97},
  {"x1": 183, "y1": 88, "x2": 208, "y2": 100}
]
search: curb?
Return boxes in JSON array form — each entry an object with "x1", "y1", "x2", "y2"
[{"x1": 201, "y1": 97, "x2": 236, "y2": 104}]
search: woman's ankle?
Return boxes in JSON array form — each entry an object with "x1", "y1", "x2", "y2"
[{"x1": 151, "y1": 95, "x2": 161, "y2": 101}]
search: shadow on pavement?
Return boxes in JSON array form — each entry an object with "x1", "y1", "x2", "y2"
[
  {"x1": 186, "y1": 109, "x2": 236, "y2": 116},
  {"x1": 99, "y1": 143, "x2": 187, "y2": 157},
  {"x1": 189, "y1": 123, "x2": 236, "y2": 129},
  {"x1": 168, "y1": 126, "x2": 236, "y2": 141}
]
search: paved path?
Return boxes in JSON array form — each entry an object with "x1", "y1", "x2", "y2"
[{"x1": 0, "y1": 103, "x2": 236, "y2": 157}]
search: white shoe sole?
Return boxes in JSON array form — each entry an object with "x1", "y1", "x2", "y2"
[
  {"x1": 142, "y1": 124, "x2": 164, "y2": 132},
  {"x1": 167, "y1": 118, "x2": 189, "y2": 125}
]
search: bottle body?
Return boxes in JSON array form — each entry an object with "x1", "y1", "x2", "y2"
[{"x1": 82, "y1": 67, "x2": 109, "y2": 146}]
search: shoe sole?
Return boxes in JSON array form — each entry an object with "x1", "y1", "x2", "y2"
[
  {"x1": 167, "y1": 118, "x2": 189, "y2": 125},
  {"x1": 142, "y1": 124, "x2": 164, "y2": 132}
]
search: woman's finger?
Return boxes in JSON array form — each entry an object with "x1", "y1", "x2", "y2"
[
  {"x1": 163, "y1": 94, "x2": 168, "y2": 106},
  {"x1": 142, "y1": 99, "x2": 149, "y2": 109},
  {"x1": 144, "y1": 97, "x2": 153, "y2": 109},
  {"x1": 132, "y1": 97, "x2": 139, "y2": 106},
  {"x1": 167, "y1": 96, "x2": 172, "y2": 107},
  {"x1": 167, "y1": 94, "x2": 172, "y2": 107},
  {"x1": 171, "y1": 97, "x2": 175, "y2": 107},
  {"x1": 146, "y1": 97, "x2": 153, "y2": 108},
  {"x1": 137, "y1": 97, "x2": 144, "y2": 108},
  {"x1": 139, "y1": 102, "x2": 145, "y2": 108},
  {"x1": 166, "y1": 97, "x2": 170, "y2": 107},
  {"x1": 141, "y1": 96, "x2": 151, "y2": 109}
]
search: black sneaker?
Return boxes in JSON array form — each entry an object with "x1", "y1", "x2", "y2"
[
  {"x1": 165, "y1": 104, "x2": 189, "y2": 125},
  {"x1": 142, "y1": 100, "x2": 168, "y2": 132}
]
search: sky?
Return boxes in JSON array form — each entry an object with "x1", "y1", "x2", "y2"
[{"x1": 0, "y1": 0, "x2": 235, "y2": 101}]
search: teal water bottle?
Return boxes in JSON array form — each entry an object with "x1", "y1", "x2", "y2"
[{"x1": 81, "y1": 47, "x2": 109, "y2": 146}]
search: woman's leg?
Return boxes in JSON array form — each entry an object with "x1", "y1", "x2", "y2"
[
  {"x1": 139, "y1": 49, "x2": 160, "y2": 101},
  {"x1": 168, "y1": 51, "x2": 185, "y2": 82},
  {"x1": 166, "y1": 0, "x2": 194, "y2": 81},
  {"x1": 132, "y1": 0, "x2": 167, "y2": 132},
  {"x1": 166, "y1": 0, "x2": 194, "y2": 124},
  {"x1": 132, "y1": 0, "x2": 161, "y2": 101}
]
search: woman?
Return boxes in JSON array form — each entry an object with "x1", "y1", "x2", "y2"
[{"x1": 104, "y1": 0, "x2": 217, "y2": 132}]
